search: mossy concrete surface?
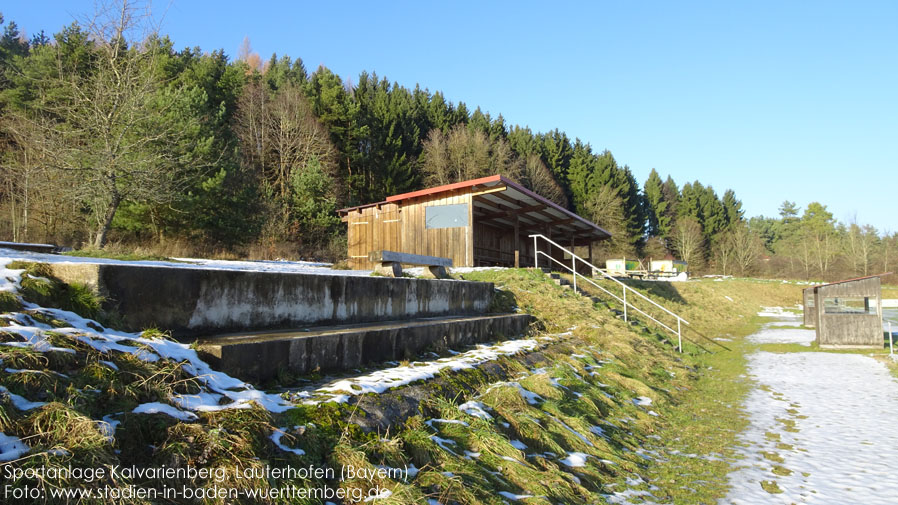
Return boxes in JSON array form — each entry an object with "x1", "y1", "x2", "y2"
[
  {"x1": 48, "y1": 263, "x2": 495, "y2": 336},
  {"x1": 199, "y1": 313, "x2": 533, "y2": 381}
]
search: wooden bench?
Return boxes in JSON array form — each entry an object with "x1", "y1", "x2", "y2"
[{"x1": 368, "y1": 250, "x2": 452, "y2": 279}]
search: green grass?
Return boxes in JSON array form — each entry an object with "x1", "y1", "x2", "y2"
[
  {"x1": 0, "y1": 291, "x2": 22, "y2": 312},
  {"x1": 7, "y1": 261, "x2": 106, "y2": 323}
]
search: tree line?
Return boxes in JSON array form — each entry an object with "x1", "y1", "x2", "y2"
[{"x1": 0, "y1": 6, "x2": 893, "y2": 281}]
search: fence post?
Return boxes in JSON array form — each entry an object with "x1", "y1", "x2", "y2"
[
  {"x1": 678, "y1": 318, "x2": 682, "y2": 353},
  {"x1": 890, "y1": 321, "x2": 894, "y2": 356},
  {"x1": 572, "y1": 256, "x2": 577, "y2": 293},
  {"x1": 533, "y1": 236, "x2": 538, "y2": 269},
  {"x1": 623, "y1": 288, "x2": 628, "y2": 322}
]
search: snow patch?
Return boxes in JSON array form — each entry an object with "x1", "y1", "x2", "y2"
[
  {"x1": 426, "y1": 418, "x2": 469, "y2": 428},
  {"x1": 458, "y1": 401, "x2": 493, "y2": 420},
  {"x1": 632, "y1": 396, "x2": 653, "y2": 406},
  {"x1": 0, "y1": 432, "x2": 29, "y2": 462},
  {"x1": 430, "y1": 436, "x2": 458, "y2": 455},
  {"x1": 308, "y1": 339, "x2": 542, "y2": 404},
  {"x1": 497, "y1": 491, "x2": 533, "y2": 501},
  {"x1": 724, "y1": 325, "x2": 898, "y2": 504},
  {"x1": 748, "y1": 327, "x2": 815, "y2": 346},
  {"x1": 270, "y1": 427, "x2": 305, "y2": 456},
  {"x1": 559, "y1": 451, "x2": 589, "y2": 467},
  {"x1": 0, "y1": 385, "x2": 46, "y2": 411},
  {"x1": 132, "y1": 402, "x2": 198, "y2": 421},
  {"x1": 97, "y1": 414, "x2": 121, "y2": 444}
]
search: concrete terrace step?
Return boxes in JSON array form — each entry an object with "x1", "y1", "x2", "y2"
[
  {"x1": 48, "y1": 263, "x2": 495, "y2": 336},
  {"x1": 197, "y1": 313, "x2": 533, "y2": 381}
]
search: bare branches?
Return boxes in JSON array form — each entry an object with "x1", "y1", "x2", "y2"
[
  {"x1": 3, "y1": 0, "x2": 211, "y2": 248},
  {"x1": 671, "y1": 217, "x2": 704, "y2": 269},
  {"x1": 234, "y1": 81, "x2": 337, "y2": 200}
]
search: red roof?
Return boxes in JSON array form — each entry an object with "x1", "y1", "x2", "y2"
[
  {"x1": 338, "y1": 174, "x2": 611, "y2": 241},
  {"x1": 386, "y1": 175, "x2": 503, "y2": 202},
  {"x1": 812, "y1": 272, "x2": 893, "y2": 289}
]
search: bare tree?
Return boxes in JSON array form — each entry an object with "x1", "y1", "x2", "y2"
[
  {"x1": 715, "y1": 232, "x2": 735, "y2": 276},
  {"x1": 234, "y1": 82, "x2": 337, "y2": 199},
  {"x1": 4, "y1": 0, "x2": 211, "y2": 248},
  {"x1": 267, "y1": 84, "x2": 336, "y2": 198},
  {"x1": 420, "y1": 125, "x2": 521, "y2": 186},
  {"x1": 521, "y1": 153, "x2": 568, "y2": 208},
  {"x1": 730, "y1": 224, "x2": 762, "y2": 276},
  {"x1": 233, "y1": 80, "x2": 339, "y2": 243},
  {"x1": 881, "y1": 232, "x2": 896, "y2": 274},
  {"x1": 585, "y1": 184, "x2": 633, "y2": 256},
  {"x1": 859, "y1": 225, "x2": 877, "y2": 276},
  {"x1": 671, "y1": 217, "x2": 704, "y2": 269}
]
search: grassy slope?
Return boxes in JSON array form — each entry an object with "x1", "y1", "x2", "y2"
[
  {"x1": 1, "y1": 265, "x2": 803, "y2": 504},
  {"x1": 569, "y1": 276, "x2": 803, "y2": 503}
]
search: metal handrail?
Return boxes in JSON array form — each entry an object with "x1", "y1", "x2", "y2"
[{"x1": 530, "y1": 234, "x2": 689, "y2": 352}]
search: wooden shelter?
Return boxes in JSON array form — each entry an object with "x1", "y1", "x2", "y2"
[
  {"x1": 802, "y1": 287, "x2": 816, "y2": 327},
  {"x1": 804, "y1": 274, "x2": 891, "y2": 348},
  {"x1": 338, "y1": 175, "x2": 611, "y2": 270}
]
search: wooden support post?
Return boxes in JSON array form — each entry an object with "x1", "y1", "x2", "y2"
[
  {"x1": 514, "y1": 215, "x2": 520, "y2": 268},
  {"x1": 588, "y1": 240, "x2": 594, "y2": 276},
  {"x1": 570, "y1": 232, "x2": 576, "y2": 275}
]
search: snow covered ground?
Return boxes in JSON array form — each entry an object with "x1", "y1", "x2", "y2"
[
  {"x1": 722, "y1": 308, "x2": 898, "y2": 504},
  {"x1": 0, "y1": 246, "x2": 372, "y2": 276}
]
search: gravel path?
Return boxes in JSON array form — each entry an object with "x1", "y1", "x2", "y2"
[{"x1": 722, "y1": 310, "x2": 898, "y2": 504}]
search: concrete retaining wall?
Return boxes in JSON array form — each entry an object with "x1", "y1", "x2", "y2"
[
  {"x1": 199, "y1": 314, "x2": 533, "y2": 381},
  {"x1": 49, "y1": 264, "x2": 494, "y2": 336}
]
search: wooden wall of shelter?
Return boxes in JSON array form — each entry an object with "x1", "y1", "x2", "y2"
[
  {"x1": 401, "y1": 190, "x2": 473, "y2": 267},
  {"x1": 813, "y1": 276, "x2": 883, "y2": 348},
  {"x1": 345, "y1": 191, "x2": 473, "y2": 270},
  {"x1": 802, "y1": 287, "x2": 816, "y2": 328},
  {"x1": 340, "y1": 175, "x2": 610, "y2": 271},
  {"x1": 345, "y1": 203, "x2": 401, "y2": 270}
]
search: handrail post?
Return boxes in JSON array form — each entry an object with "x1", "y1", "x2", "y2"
[
  {"x1": 677, "y1": 318, "x2": 682, "y2": 353},
  {"x1": 623, "y1": 288, "x2": 627, "y2": 322},
  {"x1": 533, "y1": 235, "x2": 538, "y2": 269},
  {"x1": 527, "y1": 232, "x2": 692, "y2": 353}
]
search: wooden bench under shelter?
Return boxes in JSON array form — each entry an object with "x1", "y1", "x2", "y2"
[{"x1": 369, "y1": 250, "x2": 452, "y2": 279}]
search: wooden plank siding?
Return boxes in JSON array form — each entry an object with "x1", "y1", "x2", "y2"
[
  {"x1": 815, "y1": 276, "x2": 883, "y2": 348},
  {"x1": 399, "y1": 189, "x2": 473, "y2": 268},
  {"x1": 346, "y1": 203, "x2": 400, "y2": 270}
]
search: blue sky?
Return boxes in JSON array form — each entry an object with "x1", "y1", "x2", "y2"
[{"x1": 5, "y1": 1, "x2": 897, "y2": 232}]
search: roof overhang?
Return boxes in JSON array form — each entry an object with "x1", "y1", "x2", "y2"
[
  {"x1": 811, "y1": 272, "x2": 893, "y2": 290},
  {"x1": 338, "y1": 174, "x2": 611, "y2": 243}
]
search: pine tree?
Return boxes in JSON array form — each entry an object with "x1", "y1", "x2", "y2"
[
  {"x1": 721, "y1": 189, "x2": 743, "y2": 229},
  {"x1": 306, "y1": 66, "x2": 363, "y2": 202},
  {"x1": 659, "y1": 175, "x2": 679, "y2": 239},
  {"x1": 566, "y1": 140, "x2": 594, "y2": 213},
  {"x1": 643, "y1": 168, "x2": 665, "y2": 237},
  {"x1": 618, "y1": 165, "x2": 646, "y2": 251},
  {"x1": 539, "y1": 129, "x2": 573, "y2": 182}
]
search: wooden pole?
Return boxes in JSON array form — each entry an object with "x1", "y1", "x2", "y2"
[
  {"x1": 514, "y1": 215, "x2": 520, "y2": 268},
  {"x1": 588, "y1": 241, "x2": 594, "y2": 275}
]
